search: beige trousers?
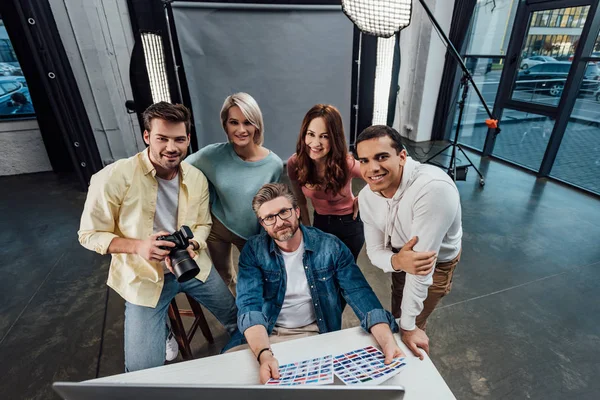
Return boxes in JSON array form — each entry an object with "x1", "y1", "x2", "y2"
[
  {"x1": 206, "y1": 215, "x2": 247, "y2": 294},
  {"x1": 226, "y1": 322, "x2": 320, "y2": 353},
  {"x1": 392, "y1": 251, "x2": 461, "y2": 330}
]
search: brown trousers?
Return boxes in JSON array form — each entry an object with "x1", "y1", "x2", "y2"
[
  {"x1": 392, "y1": 251, "x2": 461, "y2": 330},
  {"x1": 207, "y1": 215, "x2": 247, "y2": 294}
]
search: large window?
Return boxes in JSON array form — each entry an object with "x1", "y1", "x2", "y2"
[
  {"x1": 531, "y1": 7, "x2": 589, "y2": 28},
  {"x1": 522, "y1": 34, "x2": 580, "y2": 59},
  {"x1": 446, "y1": 0, "x2": 600, "y2": 196},
  {"x1": 500, "y1": 4, "x2": 592, "y2": 171},
  {"x1": 453, "y1": 0, "x2": 519, "y2": 151},
  {"x1": 550, "y1": 59, "x2": 600, "y2": 195},
  {"x1": 0, "y1": 18, "x2": 35, "y2": 119}
]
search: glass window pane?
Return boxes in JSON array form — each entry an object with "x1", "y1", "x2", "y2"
[
  {"x1": 549, "y1": 10, "x2": 558, "y2": 27},
  {"x1": 560, "y1": 10, "x2": 568, "y2": 28},
  {"x1": 550, "y1": 63, "x2": 600, "y2": 194},
  {"x1": 0, "y1": 18, "x2": 35, "y2": 118},
  {"x1": 513, "y1": 6, "x2": 590, "y2": 107},
  {"x1": 579, "y1": 8, "x2": 589, "y2": 28},
  {"x1": 492, "y1": 110, "x2": 555, "y2": 170},
  {"x1": 593, "y1": 29, "x2": 600, "y2": 58},
  {"x1": 1, "y1": 82, "x2": 19, "y2": 92},
  {"x1": 567, "y1": 14, "x2": 574, "y2": 27},
  {"x1": 465, "y1": 0, "x2": 519, "y2": 56},
  {"x1": 541, "y1": 11, "x2": 550, "y2": 27},
  {"x1": 456, "y1": 57, "x2": 504, "y2": 151},
  {"x1": 572, "y1": 8, "x2": 581, "y2": 28}
]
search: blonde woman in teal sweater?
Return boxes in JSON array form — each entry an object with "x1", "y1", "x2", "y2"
[{"x1": 187, "y1": 93, "x2": 283, "y2": 292}]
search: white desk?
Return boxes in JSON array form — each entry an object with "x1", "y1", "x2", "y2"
[{"x1": 92, "y1": 326, "x2": 455, "y2": 399}]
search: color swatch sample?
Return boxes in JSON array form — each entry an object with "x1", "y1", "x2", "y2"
[
  {"x1": 333, "y1": 345, "x2": 406, "y2": 385},
  {"x1": 265, "y1": 355, "x2": 334, "y2": 386}
]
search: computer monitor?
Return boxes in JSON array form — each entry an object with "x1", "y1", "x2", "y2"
[{"x1": 53, "y1": 382, "x2": 405, "y2": 400}]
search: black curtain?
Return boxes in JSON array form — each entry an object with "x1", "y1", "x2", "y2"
[
  {"x1": 431, "y1": 0, "x2": 477, "y2": 141},
  {"x1": 350, "y1": 31, "x2": 378, "y2": 149},
  {"x1": 0, "y1": 0, "x2": 102, "y2": 189},
  {"x1": 387, "y1": 33, "x2": 401, "y2": 127},
  {"x1": 126, "y1": 0, "x2": 171, "y2": 144}
]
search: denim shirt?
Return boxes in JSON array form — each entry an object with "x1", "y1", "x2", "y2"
[{"x1": 223, "y1": 225, "x2": 398, "y2": 352}]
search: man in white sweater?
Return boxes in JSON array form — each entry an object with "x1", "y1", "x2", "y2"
[{"x1": 356, "y1": 125, "x2": 462, "y2": 360}]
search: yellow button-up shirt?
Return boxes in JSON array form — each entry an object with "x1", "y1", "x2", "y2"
[{"x1": 78, "y1": 149, "x2": 212, "y2": 308}]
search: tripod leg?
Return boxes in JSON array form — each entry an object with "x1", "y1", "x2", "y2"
[
  {"x1": 423, "y1": 143, "x2": 452, "y2": 164},
  {"x1": 457, "y1": 145, "x2": 485, "y2": 186},
  {"x1": 450, "y1": 136, "x2": 458, "y2": 179},
  {"x1": 447, "y1": 77, "x2": 469, "y2": 181},
  {"x1": 456, "y1": 146, "x2": 483, "y2": 178}
]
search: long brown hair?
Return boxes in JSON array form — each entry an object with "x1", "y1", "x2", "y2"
[{"x1": 294, "y1": 104, "x2": 349, "y2": 196}]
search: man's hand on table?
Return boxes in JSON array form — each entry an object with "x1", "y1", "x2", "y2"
[
  {"x1": 370, "y1": 323, "x2": 406, "y2": 364},
  {"x1": 401, "y1": 327, "x2": 429, "y2": 360},
  {"x1": 258, "y1": 351, "x2": 280, "y2": 384}
]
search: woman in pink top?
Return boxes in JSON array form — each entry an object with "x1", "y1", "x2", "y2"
[{"x1": 287, "y1": 104, "x2": 364, "y2": 260}]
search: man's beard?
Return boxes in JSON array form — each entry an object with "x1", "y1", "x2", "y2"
[
  {"x1": 154, "y1": 149, "x2": 184, "y2": 170},
  {"x1": 271, "y1": 220, "x2": 299, "y2": 242}
]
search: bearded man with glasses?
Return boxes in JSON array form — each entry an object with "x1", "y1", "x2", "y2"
[{"x1": 222, "y1": 183, "x2": 403, "y2": 384}]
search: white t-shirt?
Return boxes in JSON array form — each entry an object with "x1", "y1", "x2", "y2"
[
  {"x1": 153, "y1": 175, "x2": 179, "y2": 274},
  {"x1": 275, "y1": 238, "x2": 316, "y2": 328}
]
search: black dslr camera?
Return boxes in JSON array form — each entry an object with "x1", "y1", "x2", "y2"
[{"x1": 158, "y1": 226, "x2": 200, "y2": 282}]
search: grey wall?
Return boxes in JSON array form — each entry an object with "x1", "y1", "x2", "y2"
[
  {"x1": 172, "y1": 3, "x2": 354, "y2": 159},
  {"x1": 394, "y1": 0, "x2": 456, "y2": 142},
  {"x1": 0, "y1": 119, "x2": 52, "y2": 175},
  {"x1": 33, "y1": 0, "x2": 457, "y2": 167},
  {"x1": 48, "y1": 0, "x2": 145, "y2": 165}
]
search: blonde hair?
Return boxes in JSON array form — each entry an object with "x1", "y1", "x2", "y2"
[
  {"x1": 252, "y1": 183, "x2": 298, "y2": 217},
  {"x1": 220, "y1": 92, "x2": 264, "y2": 145}
]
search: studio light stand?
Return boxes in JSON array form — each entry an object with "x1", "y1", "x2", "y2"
[
  {"x1": 342, "y1": 0, "x2": 412, "y2": 155},
  {"x1": 342, "y1": 0, "x2": 500, "y2": 187},
  {"x1": 417, "y1": 0, "x2": 499, "y2": 187}
]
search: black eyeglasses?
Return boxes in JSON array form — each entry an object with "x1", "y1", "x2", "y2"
[{"x1": 260, "y1": 208, "x2": 294, "y2": 226}]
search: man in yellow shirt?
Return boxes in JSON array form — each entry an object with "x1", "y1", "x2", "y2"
[{"x1": 78, "y1": 102, "x2": 237, "y2": 372}]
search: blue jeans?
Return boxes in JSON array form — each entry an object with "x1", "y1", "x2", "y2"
[
  {"x1": 228, "y1": 225, "x2": 397, "y2": 352},
  {"x1": 124, "y1": 267, "x2": 237, "y2": 372}
]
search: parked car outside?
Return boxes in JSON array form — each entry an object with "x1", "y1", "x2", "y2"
[
  {"x1": 0, "y1": 76, "x2": 34, "y2": 116},
  {"x1": 0, "y1": 62, "x2": 22, "y2": 76},
  {"x1": 520, "y1": 56, "x2": 556, "y2": 70},
  {"x1": 515, "y1": 61, "x2": 600, "y2": 97}
]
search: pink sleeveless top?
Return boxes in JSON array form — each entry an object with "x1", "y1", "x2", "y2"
[{"x1": 287, "y1": 154, "x2": 362, "y2": 216}]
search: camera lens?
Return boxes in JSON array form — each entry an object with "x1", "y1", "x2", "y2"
[{"x1": 170, "y1": 248, "x2": 200, "y2": 282}]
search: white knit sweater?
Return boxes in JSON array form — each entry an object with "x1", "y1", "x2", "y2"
[{"x1": 358, "y1": 157, "x2": 462, "y2": 330}]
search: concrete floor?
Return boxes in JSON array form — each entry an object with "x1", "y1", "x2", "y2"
[
  {"x1": 457, "y1": 118, "x2": 600, "y2": 195},
  {"x1": 1, "y1": 145, "x2": 599, "y2": 399}
]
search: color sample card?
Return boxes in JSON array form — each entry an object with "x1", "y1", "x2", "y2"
[
  {"x1": 333, "y1": 345, "x2": 406, "y2": 385},
  {"x1": 265, "y1": 354, "x2": 334, "y2": 386}
]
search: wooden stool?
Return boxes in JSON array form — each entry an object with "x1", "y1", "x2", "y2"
[{"x1": 167, "y1": 294, "x2": 214, "y2": 360}]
